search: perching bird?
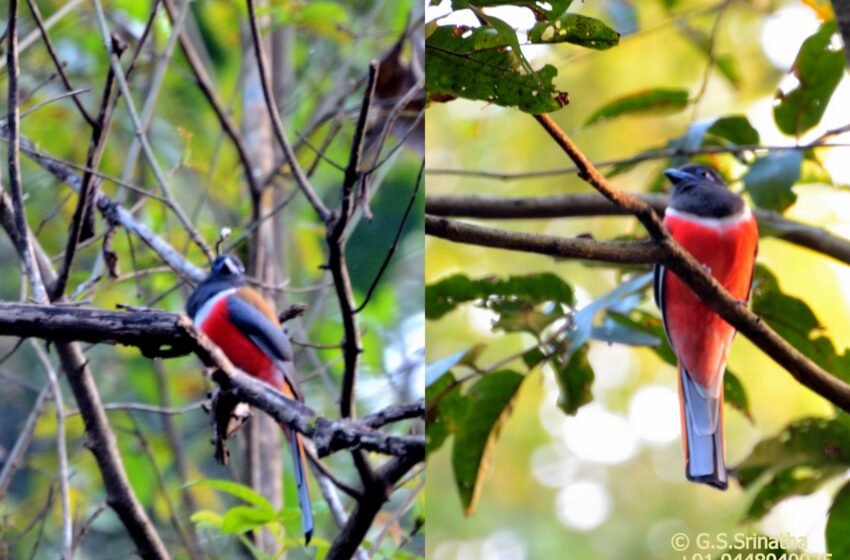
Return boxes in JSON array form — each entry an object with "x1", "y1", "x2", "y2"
[
  {"x1": 653, "y1": 164, "x2": 758, "y2": 489},
  {"x1": 186, "y1": 255, "x2": 313, "y2": 542}
]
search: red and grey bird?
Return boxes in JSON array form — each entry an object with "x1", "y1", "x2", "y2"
[
  {"x1": 653, "y1": 164, "x2": 758, "y2": 489},
  {"x1": 187, "y1": 255, "x2": 313, "y2": 542}
]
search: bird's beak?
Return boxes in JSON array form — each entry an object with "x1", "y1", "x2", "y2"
[{"x1": 664, "y1": 168, "x2": 693, "y2": 183}]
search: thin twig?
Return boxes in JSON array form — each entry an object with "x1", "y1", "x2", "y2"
[
  {"x1": 52, "y1": 38, "x2": 123, "y2": 301},
  {"x1": 24, "y1": 0, "x2": 97, "y2": 127},
  {"x1": 90, "y1": 0, "x2": 213, "y2": 261}
]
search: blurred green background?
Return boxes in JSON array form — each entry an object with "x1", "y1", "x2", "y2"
[{"x1": 425, "y1": 0, "x2": 850, "y2": 558}]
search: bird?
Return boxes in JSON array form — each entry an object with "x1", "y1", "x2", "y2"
[
  {"x1": 653, "y1": 163, "x2": 758, "y2": 490},
  {"x1": 186, "y1": 254, "x2": 313, "y2": 543}
]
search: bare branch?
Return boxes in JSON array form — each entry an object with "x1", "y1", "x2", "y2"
[
  {"x1": 425, "y1": 192, "x2": 850, "y2": 267},
  {"x1": 426, "y1": 214, "x2": 665, "y2": 264}
]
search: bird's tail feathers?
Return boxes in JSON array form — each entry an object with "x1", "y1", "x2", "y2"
[{"x1": 680, "y1": 366, "x2": 727, "y2": 490}]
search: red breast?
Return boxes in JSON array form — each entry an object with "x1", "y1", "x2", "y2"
[
  {"x1": 662, "y1": 208, "x2": 758, "y2": 388},
  {"x1": 195, "y1": 288, "x2": 279, "y2": 384}
]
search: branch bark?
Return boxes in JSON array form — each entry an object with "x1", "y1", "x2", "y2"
[
  {"x1": 0, "y1": 302, "x2": 424, "y2": 458},
  {"x1": 426, "y1": 214, "x2": 665, "y2": 264},
  {"x1": 425, "y1": 193, "x2": 850, "y2": 266}
]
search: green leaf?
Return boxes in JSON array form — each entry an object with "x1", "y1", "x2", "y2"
[
  {"x1": 584, "y1": 88, "x2": 689, "y2": 126},
  {"x1": 827, "y1": 480, "x2": 850, "y2": 557},
  {"x1": 552, "y1": 345, "x2": 594, "y2": 415},
  {"x1": 187, "y1": 479, "x2": 276, "y2": 514},
  {"x1": 723, "y1": 370, "x2": 753, "y2": 423},
  {"x1": 744, "y1": 464, "x2": 843, "y2": 521},
  {"x1": 426, "y1": 272, "x2": 574, "y2": 320},
  {"x1": 426, "y1": 25, "x2": 569, "y2": 114},
  {"x1": 528, "y1": 14, "x2": 620, "y2": 50},
  {"x1": 743, "y1": 151, "x2": 803, "y2": 212},
  {"x1": 734, "y1": 415, "x2": 850, "y2": 487},
  {"x1": 750, "y1": 265, "x2": 850, "y2": 380},
  {"x1": 452, "y1": 370, "x2": 525, "y2": 514},
  {"x1": 426, "y1": 372, "x2": 470, "y2": 454},
  {"x1": 220, "y1": 505, "x2": 277, "y2": 535},
  {"x1": 472, "y1": 10, "x2": 534, "y2": 75},
  {"x1": 774, "y1": 21, "x2": 844, "y2": 137},
  {"x1": 706, "y1": 115, "x2": 760, "y2": 146}
]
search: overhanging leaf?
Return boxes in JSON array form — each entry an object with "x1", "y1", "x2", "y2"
[
  {"x1": 528, "y1": 14, "x2": 620, "y2": 50},
  {"x1": 584, "y1": 88, "x2": 689, "y2": 126},
  {"x1": 426, "y1": 25, "x2": 569, "y2": 114},
  {"x1": 452, "y1": 370, "x2": 525, "y2": 514},
  {"x1": 743, "y1": 151, "x2": 803, "y2": 212},
  {"x1": 774, "y1": 21, "x2": 844, "y2": 137}
]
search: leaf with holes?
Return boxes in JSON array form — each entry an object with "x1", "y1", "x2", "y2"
[
  {"x1": 426, "y1": 25, "x2": 569, "y2": 114},
  {"x1": 528, "y1": 14, "x2": 620, "y2": 50}
]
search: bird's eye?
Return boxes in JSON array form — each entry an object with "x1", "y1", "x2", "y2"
[{"x1": 701, "y1": 170, "x2": 710, "y2": 178}]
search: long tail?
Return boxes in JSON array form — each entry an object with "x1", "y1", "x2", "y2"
[
  {"x1": 679, "y1": 366, "x2": 727, "y2": 490},
  {"x1": 283, "y1": 425, "x2": 314, "y2": 544}
]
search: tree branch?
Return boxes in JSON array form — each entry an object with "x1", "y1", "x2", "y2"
[
  {"x1": 426, "y1": 214, "x2": 665, "y2": 264},
  {"x1": 425, "y1": 193, "x2": 850, "y2": 266},
  {"x1": 0, "y1": 303, "x2": 424, "y2": 458}
]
